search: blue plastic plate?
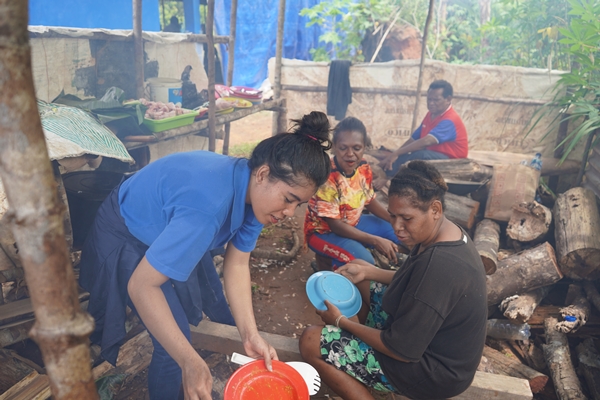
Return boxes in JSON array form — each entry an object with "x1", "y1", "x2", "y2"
[{"x1": 306, "y1": 271, "x2": 361, "y2": 318}]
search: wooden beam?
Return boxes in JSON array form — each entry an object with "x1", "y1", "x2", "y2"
[
  {"x1": 28, "y1": 29, "x2": 229, "y2": 44},
  {"x1": 0, "y1": 371, "x2": 51, "y2": 400},
  {"x1": 132, "y1": 0, "x2": 144, "y2": 99},
  {"x1": 206, "y1": 0, "x2": 217, "y2": 152},
  {"x1": 467, "y1": 150, "x2": 581, "y2": 176},
  {"x1": 280, "y1": 85, "x2": 548, "y2": 106},
  {"x1": 0, "y1": 292, "x2": 89, "y2": 327},
  {"x1": 451, "y1": 371, "x2": 532, "y2": 399},
  {"x1": 222, "y1": 0, "x2": 238, "y2": 155}
]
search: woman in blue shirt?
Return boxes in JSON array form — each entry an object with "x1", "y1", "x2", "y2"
[{"x1": 79, "y1": 111, "x2": 332, "y2": 400}]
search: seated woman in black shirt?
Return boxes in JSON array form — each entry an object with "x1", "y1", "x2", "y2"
[{"x1": 299, "y1": 160, "x2": 488, "y2": 400}]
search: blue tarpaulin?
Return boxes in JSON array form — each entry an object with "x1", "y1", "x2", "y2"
[
  {"x1": 29, "y1": 0, "x2": 160, "y2": 31},
  {"x1": 215, "y1": 0, "x2": 323, "y2": 88}
]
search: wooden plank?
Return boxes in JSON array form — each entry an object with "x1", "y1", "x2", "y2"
[
  {"x1": 28, "y1": 29, "x2": 229, "y2": 44},
  {"x1": 190, "y1": 320, "x2": 302, "y2": 362},
  {"x1": 467, "y1": 150, "x2": 580, "y2": 177},
  {"x1": 451, "y1": 371, "x2": 532, "y2": 399},
  {"x1": 125, "y1": 98, "x2": 286, "y2": 150},
  {"x1": 0, "y1": 371, "x2": 51, "y2": 400},
  {"x1": 0, "y1": 291, "x2": 89, "y2": 327}
]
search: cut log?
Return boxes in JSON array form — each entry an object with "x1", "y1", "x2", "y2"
[
  {"x1": 506, "y1": 201, "x2": 552, "y2": 245},
  {"x1": 425, "y1": 158, "x2": 493, "y2": 182},
  {"x1": 487, "y1": 242, "x2": 563, "y2": 306},
  {"x1": 517, "y1": 340, "x2": 547, "y2": 373},
  {"x1": 584, "y1": 281, "x2": 600, "y2": 313},
  {"x1": 526, "y1": 305, "x2": 600, "y2": 327},
  {"x1": 473, "y1": 219, "x2": 500, "y2": 275},
  {"x1": 575, "y1": 338, "x2": 600, "y2": 400},
  {"x1": 553, "y1": 187, "x2": 600, "y2": 280},
  {"x1": 556, "y1": 283, "x2": 591, "y2": 333},
  {"x1": 500, "y1": 286, "x2": 552, "y2": 324},
  {"x1": 478, "y1": 345, "x2": 548, "y2": 393},
  {"x1": 0, "y1": 371, "x2": 51, "y2": 400},
  {"x1": 467, "y1": 150, "x2": 581, "y2": 177},
  {"x1": 543, "y1": 317, "x2": 588, "y2": 400},
  {"x1": 251, "y1": 230, "x2": 301, "y2": 262},
  {"x1": 0, "y1": 348, "x2": 38, "y2": 393},
  {"x1": 445, "y1": 192, "x2": 480, "y2": 230}
]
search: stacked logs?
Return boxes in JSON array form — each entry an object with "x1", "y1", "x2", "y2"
[{"x1": 366, "y1": 154, "x2": 600, "y2": 400}]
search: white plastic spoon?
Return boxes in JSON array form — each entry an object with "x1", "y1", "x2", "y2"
[{"x1": 230, "y1": 352, "x2": 321, "y2": 396}]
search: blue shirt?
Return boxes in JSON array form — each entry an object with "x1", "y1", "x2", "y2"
[{"x1": 118, "y1": 151, "x2": 263, "y2": 281}]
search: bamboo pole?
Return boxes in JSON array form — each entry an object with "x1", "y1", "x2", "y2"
[
  {"x1": 271, "y1": 0, "x2": 287, "y2": 136},
  {"x1": 410, "y1": 0, "x2": 435, "y2": 132},
  {"x1": 222, "y1": 0, "x2": 238, "y2": 155},
  {"x1": 133, "y1": 0, "x2": 144, "y2": 99},
  {"x1": 206, "y1": 0, "x2": 217, "y2": 152},
  {"x1": 0, "y1": 1, "x2": 98, "y2": 398}
]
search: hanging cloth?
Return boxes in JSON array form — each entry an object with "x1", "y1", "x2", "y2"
[{"x1": 326, "y1": 60, "x2": 352, "y2": 121}]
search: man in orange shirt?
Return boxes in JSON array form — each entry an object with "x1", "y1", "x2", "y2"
[{"x1": 375, "y1": 80, "x2": 468, "y2": 189}]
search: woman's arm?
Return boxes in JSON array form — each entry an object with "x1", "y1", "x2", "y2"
[
  {"x1": 337, "y1": 259, "x2": 396, "y2": 285},
  {"x1": 325, "y1": 217, "x2": 397, "y2": 262},
  {"x1": 364, "y1": 199, "x2": 391, "y2": 223},
  {"x1": 222, "y1": 244, "x2": 278, "y2": 369},
  {"x1": 128, "y1": 257, "x2": 213, "y2": 399}
]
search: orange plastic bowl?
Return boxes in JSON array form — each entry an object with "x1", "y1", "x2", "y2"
[{"x1": 224, "y1": 359, "x2": 309, "y2": 400}]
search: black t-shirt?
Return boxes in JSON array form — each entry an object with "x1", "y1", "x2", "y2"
[{"x1": 376, "y1": 228, "x2": 487, "y2": 399}]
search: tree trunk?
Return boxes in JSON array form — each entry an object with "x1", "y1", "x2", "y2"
[
  {"x1": 575, "y1": 338, "x2": 600, "y2": 400},
  {"x1": 445, "y1": 193, "x2": 480, "y2": 230},
  {"x1": 507, "y1": 201, "x2": 552, "y2": 245},
  {"x1": 554, "y1": 187, "x2": 600, "y2": 280},
  {"x1": 556, "y1": 283, "x2": 591, "y2": 333},
  {"x1": 543, "y1": 317, "x2": 588, "y2": 400},
  {"x1": 501, "y1": 286, "x2": 552, "y2": 324},
  {"x1": 487, "y1": 242, "x2": 563, "y2": 306},
  {"x1": 473, "y1": 219, "x2": 500, "y2": 275},
  {"x1": 478, "y1": 345, "x2": 548, "y2": 393},
  {"x1": 0, "y1": 1, "x2": 98, "y2": 398},
  {"x1": 426, "y1": 158, "x2": 493, "y2": 182}
]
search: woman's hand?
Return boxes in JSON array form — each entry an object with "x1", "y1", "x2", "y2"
[
  {"x1": 378, "y1": 153, "x2": 398, "y2": 171},
  {"x1": 337, "y1": 259, "x2": 375, "y2": 284},
  {"x1": 371, "y1": 236, "x2": 398, "y2": 263},
  {"x1": 316, "y1": 300, "x2": 343, "y2": 326},
  {"x1": 180, "y1": 353, "x2": 213, "y2": 400},
  {"x1": 242, "y1": 332, "x2": 279, "y2": 371}
]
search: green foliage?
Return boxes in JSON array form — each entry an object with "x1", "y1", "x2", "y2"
[{"x1": 528, "y1": 0, "x2": 600, "y2": 162}]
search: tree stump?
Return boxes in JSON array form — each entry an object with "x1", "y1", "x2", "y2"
[
  {"x1": 445, "y1": 192, "x2": 480, "y2": 230},
  {"x1": 478, "y1": 345, "x2": 548, "y2": 393},
  {"x1": 506, "y1": 201, "x2": 552, "y2": 246},
  {"x1": 500, "y1": 286, "x2": 551, "y2": 324},
  {"x1": 487, "y1": 242, "x2": 563, "y2": 306},
  {"x1": 543, "y1": 317, "x2": 588, "y2": 400},
  {"x1": 554, "y1": 187, "x2": 600, "y2": 280},
  {"x1": 473, "y1": 219, "x2": 500, "y2": 275},
  {"x1": 575, "y1": 338, "x2": 600, "y2": 400}
]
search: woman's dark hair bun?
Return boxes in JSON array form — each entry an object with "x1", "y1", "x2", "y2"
[
  {"x1": 389, "y1": 160, "x2": 447, "y2": 211},
  {"x1": 290, "y1": 111, "x2": 332, "y2": 151}
]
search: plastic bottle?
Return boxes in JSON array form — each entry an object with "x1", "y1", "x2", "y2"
[
  {"x1": 529, "y1": 153, "x2": 543, "y2": 171},
  {"x1": 486, "y1": 319, "x2": 531, "y2": 340}
]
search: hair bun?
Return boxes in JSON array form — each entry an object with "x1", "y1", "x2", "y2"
[
  {"x1": 406, "y1": 160, "x2": 448, "y2": 192},
  {"x1": 290, "y1": 111, "x2": 332, "y2": 151}
]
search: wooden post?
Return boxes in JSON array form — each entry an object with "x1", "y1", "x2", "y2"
[
  {"x1": 506, "y1": 201, "x2": 552, "y2": 246},
  {"x1": 543, "y1": 317, "x2": 588, "y2": 400},
  {"x1": 486, "y1": 242, "x2": 563, "y2": 306},
  {"x1": 0, "y1": 1, "x2": 98, "y2": 398},
  {"x1": 132, "y1": 0, "x2": 144, "y2": 99},
  {"x1": 473, "y1": 219, "x2": 500, "y2": 275},
  {"x1": 410, "y1": 0, "x2": 435, "y2": 132},
  {"x1": 271, "y1": 0, "x2": 286, "y2": 136},
  {"x1": 206, "y1": 0, "x2": 217, "y2": 152},
  {"x1": 222, "y1": 0, "x2": 238, "y2": 155},
  {"x1": 554, "y1": 187, "x2": 600, "y2": 280}
]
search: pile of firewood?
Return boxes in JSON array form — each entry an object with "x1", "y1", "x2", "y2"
[{"x1": 366, "y1": 153, "x2": 600, "y2": 400}]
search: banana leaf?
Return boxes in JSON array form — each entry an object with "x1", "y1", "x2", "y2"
[{"x1": 52, "y1": 87, "x2": 149, "y2": 137}]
